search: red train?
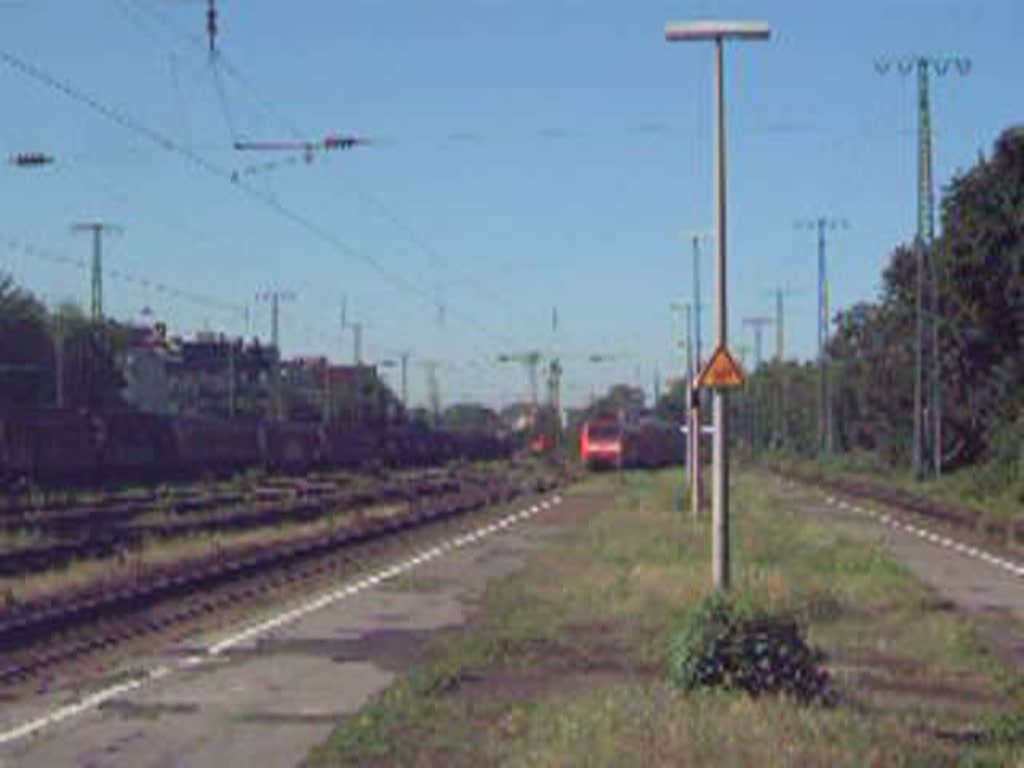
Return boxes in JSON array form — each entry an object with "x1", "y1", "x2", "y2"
[
  {"x1": 580, "y1": 417, "x2": 685, "y2": 470},
  {"x1": 0, "y1": 409, "x2": 511, "y2": 487}
]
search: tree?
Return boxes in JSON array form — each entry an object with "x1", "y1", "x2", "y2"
[{"x1": 0, "y1": 274, "x2": 53, "y2": 408}]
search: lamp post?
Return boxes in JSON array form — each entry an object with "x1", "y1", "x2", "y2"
[{"x1": 665, "y1": 19, "x2": 771, "y2": 591}]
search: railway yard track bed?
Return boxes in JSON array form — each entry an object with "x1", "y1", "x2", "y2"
[{"x1": 0, "y1": 461, "x2": 569, "y2": 696}]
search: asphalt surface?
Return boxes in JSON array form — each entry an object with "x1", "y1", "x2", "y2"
[{"x1": 0, "y1": 490, "x2": 594, "y2": 768}]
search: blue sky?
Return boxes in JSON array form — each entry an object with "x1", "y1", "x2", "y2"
[{"x1": 0, "y1": 0, "x2": 1020, "y2": 409}]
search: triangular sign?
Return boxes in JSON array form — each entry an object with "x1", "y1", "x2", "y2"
[{"x1": 696, "y1": 345, "x2": 745, "y2": 389}]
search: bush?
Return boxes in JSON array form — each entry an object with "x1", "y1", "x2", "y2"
[{"x1": 667, "y1": 593, "x2": 835, "y2": 705}]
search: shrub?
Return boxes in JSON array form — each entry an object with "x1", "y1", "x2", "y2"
[{"x1": 667, "y1": 592, "x2": 835, "y2": 705}]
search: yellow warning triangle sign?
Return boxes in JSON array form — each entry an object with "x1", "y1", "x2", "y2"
[{"x1": 696, "y1": 345, "x2": 746, "y2": 389}]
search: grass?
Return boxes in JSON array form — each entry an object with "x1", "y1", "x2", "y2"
[{"x1": 307, "y1": 469, "x2": 1024, "y2": 767}]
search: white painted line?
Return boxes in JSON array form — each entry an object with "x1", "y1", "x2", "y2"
[
  {"x1": 0, "y1": 677, "x2": 145, "y2": 746},
  {"x1": 0, "y1": 492, "x2": 565, "y2": 747},
  {"x1": 149, "y1": 666, "x2": 171, "y2": 681}
]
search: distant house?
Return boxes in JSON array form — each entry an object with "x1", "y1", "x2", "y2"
[{"x1": 121, "y1": 324, "x2": 273, "y2": 419}]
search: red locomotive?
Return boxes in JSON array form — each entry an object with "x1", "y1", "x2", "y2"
[{"x1": 580, "y1": 417, "x2": 685, "y2": 470}]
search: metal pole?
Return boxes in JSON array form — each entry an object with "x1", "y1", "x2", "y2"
[
  {"x1": 54, "y1": 312, "x2": 65, "y2": 408},
  {"x1": 712, "y1": 36, "x2": 730, "y2": 591},
  {"x1": 271, "y1": 294, "x2": 281, "y2": 421},
  {"x1": 322, "y1": 358, "x2": 330, "y2": 425},
  {"x1": 691, "y1": 235, "x2": 704, "y2": 521},
  {"x1": 917, "y1": 59, "x2": 941, "y2": 479},
  {"x1": 693, "y1": 235, "x2": 703, "y2": 368},
  {"x1": 932, "y1": 262, "x2": 942, "y2": 476},
  {"x1": 228, "y1": 340, "x2": 236, "y2": 418},
  {"x1": 775, "y1": 288, "x2": 785, "y2": 448},
  {"x1": 91, "y1": 228, "x2": 103, "y2": 322},
  {"x1": 353, "y1": 323, "x2": 363, "y2": 365},
  {"x1": 403, "y1": 352, "x2": 411, "y2": 405},
  {"x1": 684, "y1": 303, "x2": 693, "y2": 385},
  {"x1": 817, "y1": 218, "x2": 828, "y2": 455}
]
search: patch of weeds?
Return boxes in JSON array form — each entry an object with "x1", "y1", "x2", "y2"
[
  {"x1": 667, "y1": 591, "x2": 836, "y2": 705},
  {"x1": 981, "y1": 710, "x2": 1024, "y2": 747}
]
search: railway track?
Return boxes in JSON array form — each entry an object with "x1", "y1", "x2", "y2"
[
  {"x1": 0, "y1": 462, "x2": 568, "y2": 690},
  {"x1": 0, "y1": 466, "x2": 450, "y2": 530},
  {"x1": 0, "y1": 473, "x2": 465, "y2": 576},
  {"x1": 771, "y1": 463, "x2": 1024, "y2": 547}
]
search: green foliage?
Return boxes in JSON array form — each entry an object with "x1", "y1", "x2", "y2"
[
  {"x1": 731, "y1": 125, "x2": 1024, "y2": 486},
  {"x1": 586, "y1": 384, "x2": 645, "y2": 421},
  {"x1": 667, "y1": 592, "x2": 835, "y2": 705},
  {"x1": 0, "y1": 272, "x2": 53, "y2": 407}
]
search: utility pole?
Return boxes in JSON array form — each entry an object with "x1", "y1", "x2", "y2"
[
  {"x1": 340, "y1": 296, "x2": 366, "y2": 365},
  {"x1": 743, "y1": 316, "x2": 773, "y2": 371},
  {"x1": 672, "y1": 300, "x2": 699, "y2": 517},
  {"x1": 52, "y1": 305, "x2": 66, "y2": 408},
  {"x1": 421, "y1": 360, "x2": 442, "y2": 426},
  {"x1": 770, "y1": 286, "x2": 796, "y2": 449},
  {"x1": 399, "y1": 351, "x2": 411, "y2": 408},
  {"x1": 796, "y1": 217, "x2": 847, "y2": 456},
  {"x1": 321, "y1": 357, "x2": 331, "y2": 425},
  {"x1": 683, "y1": 231, "x2": 712, "y2": 368},
  {"x1": 679, "y1": 230, "x2": 710, "y2": 521},
  {"x1": 256, "y1": 289, "x2": 295, "y2": 421},
  {"x1": 876, "y1": 54, "x2": 969, "y2": 479},
  {"x1": 352, "y1": 323, "x2": 363, "y2": 365},
  {"x1": 228, "y1": 339, "x2": 236, "y2": 418},
  {"x1": 743, "y1": 316, "x2": 773, "y2": 455},
  {"x1": 498, "y1": 351, "x2": 543, "y2": 429},
  {"x1": 549, "y1": 357, "x2": 563, "y2": 446},
  {"x1": 71, "y1": 222, "x2": 120, "y2": 322},
  {"x1": 666, "y1": 19, "x2": 770, "y2": 591}
]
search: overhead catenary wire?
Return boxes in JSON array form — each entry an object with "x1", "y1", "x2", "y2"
[
  {"x1": 4, "y1": 235, "x2": 246, "y2": 319},
  {"x1": 118, "y1": 0, "x2": 545, "y2": 342},
  {"x1": 0, "y1": 48, "x2": 522, "y2": 359}
]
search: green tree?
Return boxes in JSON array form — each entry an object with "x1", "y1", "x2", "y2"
[{"x1": 0, "y1": 273, "x2": 53, "y2": 408}]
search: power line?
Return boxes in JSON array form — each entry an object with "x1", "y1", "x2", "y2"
[
  {"x1": 0, "y1": 48, "x2": 519, "y2": 357},
  {"x1": 5, "y1": 235, "x2": 245, "y2": 319}
]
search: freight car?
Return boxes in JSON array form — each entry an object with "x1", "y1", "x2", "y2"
[
  {"x1": 0, "y1": 409, "x2": 512, "y2": 488},
  {"x1": 622, "y1": 418, "x2": 686, "y2": 468}
]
